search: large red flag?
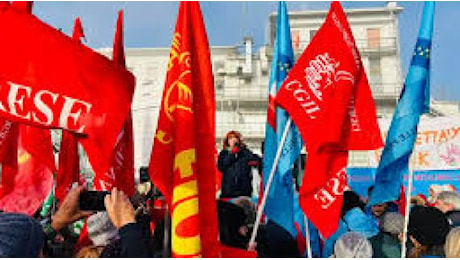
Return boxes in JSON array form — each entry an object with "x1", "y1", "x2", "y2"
[
  {"x1": 0, "y1": 2, "x2": 56, "y2": 216},
  {"x1": 0, "y1": 5, "x2": 135, "y2": 179},
  {"x1": 148, "y1": 2, "x2": 219, "y2": 257},
  {"x1": 56, "y1": 17, "x2": 85, "y2": 202},
  {"x1": 93, "y1": 10, "x2": 135, "y2": 196},
  {"x1": 275, "y1": 1, "x2": 383, "y2": 238}
]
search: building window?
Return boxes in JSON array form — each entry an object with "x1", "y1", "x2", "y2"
[
  {"x1": 369, "y1": 56, "x2": 382, "y2": 91},
  {"x1": 367, "y1": 28, "x2": 381, "y2": 48},
  {"x1": 292, "y1": 30, "x2": 300, "y2": 52}
]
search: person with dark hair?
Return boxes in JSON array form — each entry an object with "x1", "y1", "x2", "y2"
[
  {"x1": 218, "y1": 130, "x2": 261, "y2": 198},
  {"x1": 341, "y1": 190, "x2": 366, "y2": 217},
  {"x1": 217, "y1": 200, "x2": 250, "y2": 249},
  {"x1": 217, "y1": 200, "x2": 269, "y2": 257},
  {"x1": 407, "y1": 206, "x2": 451, "y2": 257}
]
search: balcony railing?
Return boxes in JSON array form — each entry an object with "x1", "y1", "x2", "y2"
[
  {"x1": 355, "y1": 37, "x2": 398, "y2": 53},
  {"x1": 215, "y1": 82, "x2": 402, "y2": 102},
  {"x1": 216, "y1": 84, "x2": 269, "y2": 101},
  {"x1": 370, "y1": 83, "x2": 402, "y2": 98}
]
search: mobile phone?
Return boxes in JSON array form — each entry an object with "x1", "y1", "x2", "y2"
[
  {"x1": 139, "y1": 167, "x2": 151, "y2": 183},
  {"x1": 79, "y1": 191, "x2": 110, "y2": 211}
]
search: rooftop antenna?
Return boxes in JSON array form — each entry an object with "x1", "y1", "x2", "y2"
[{"x1": 242, "y1": 2, "x2": 248, "y2": 39}]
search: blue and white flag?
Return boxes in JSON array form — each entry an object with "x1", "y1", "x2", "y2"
[
  {"x1": 369, "y1": 2, "x2": 435, "y2": 206},
  {"x1": 263, "y1": 1, "x2": 303, "y2": 237}
]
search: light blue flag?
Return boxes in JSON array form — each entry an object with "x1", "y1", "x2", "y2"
[
  {"x1": 369, "y1": 2, "x2": 435, "y2": 206},
  {"x1": 263, "y1": 1, "x2": 303, "y2": 237}
]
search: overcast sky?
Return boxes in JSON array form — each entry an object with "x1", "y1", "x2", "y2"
[{"x1": 32, "y1": 1, "x2": 460, "y2": 101}]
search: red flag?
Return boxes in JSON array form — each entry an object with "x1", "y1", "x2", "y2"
[
  {"x1": 398, "y1": 185, "x2": 406, "y2": 216},
  {"x1": 11, "y1": 1, "x2": 33, "y2": 14},
  {"x1": 148, "y1": 2, "x2": 219, "y2": 257},
  {"x1": 0, "y1": 125, "x2": 54, "y2": 216},
  {"x1": 75, "y1": 218, "x2": 92, "y2": 252},
  {"x1": 275, "y1": 1, "x2": 382, "y2": 238},
  {"x1": 56, "y1": 130, "x2": 80, "y2": 202},
  {"x1": 55, "y1": 18, "x2": 85, "y2": 202},
  {"x1": 72, "y1": 17, "x2": 85, "y2": 41},
  {"x1": 0, "y1": 5, "x2": 135, "y2": 179},
  {"x1": 295, "y1": 222, "x2": 307, "y2": 257},
  {"x1": 93, "y1": 10, "x2": 135, "y2": 196}
]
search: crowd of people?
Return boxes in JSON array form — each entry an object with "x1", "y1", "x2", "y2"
[{"x1": 0, "y1": 130, "x2": 460, "y2": 258}]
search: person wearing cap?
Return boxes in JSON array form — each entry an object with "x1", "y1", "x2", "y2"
[
  {"x1": 407, "y1": 206, "x2": 451, "y2": 258},
  {"x1": 0, "y1": 212, "x2": 45, "y2": 257},
  {"x1": 370, "y1": 212, "x2": 404, "y2": 258},
  {"x1": 218, "y1": 130, "x2": 261, "y2": 199},
  {"x1": 331, "y1": 232, "x2": 373, "y2": 258}
]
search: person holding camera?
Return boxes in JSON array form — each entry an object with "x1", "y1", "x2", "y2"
[
  {"x1": 218, "y1": 130, "x2": 261, "y2": 199},
  {"x1": 40, "y1": 185, "x2": 153, "y2": 257}
]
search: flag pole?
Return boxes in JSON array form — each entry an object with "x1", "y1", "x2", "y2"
[
  {"x1": 401, "y1": 154, "x2": 416, "y2": 258},
  {"x1": 298, "y1": 155, "x2": 313, "y2": 258},
  {"x1": 304, "y1": 216, "x2": 313, "y2": 258},
  {"x1": 163, "y1": 203, "x2": 171, "y2": 258},
  {"x1": 249, "y1": 118, "x2": 293, "y2": 247}
]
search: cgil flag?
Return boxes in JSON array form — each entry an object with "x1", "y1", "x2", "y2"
[
  {"x1": 148, "y1": 2, "x2": 219, "y2": 257},
  {"x1": 56, "y1": 17, "x2": 84, "y2": 202},
  {"x1": 263, "y1": 1, "x2": 303, "y2": 238},
  {"x1": 369, "y1": 2, "x2": 435, "y2": 206},
  {"x1": 0, "y1": 4, "x2": 135, "y2": 179},
  {"x1": 275, "y1": 1, "x2": 382, "y2": 238}
]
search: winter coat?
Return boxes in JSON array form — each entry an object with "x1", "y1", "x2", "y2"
[
  {"x1": 370, "y1": 232, "x2": 402, "y2": 258},
  {"x1": 218, "y1": 147, "x2": 260, "y2": 198},
  {"x1": 119, "y1": 222, "x2": 153, "y2": 257},
  {"x1": 445, "y1": 210, "x2": 460, "y2": 227}
]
